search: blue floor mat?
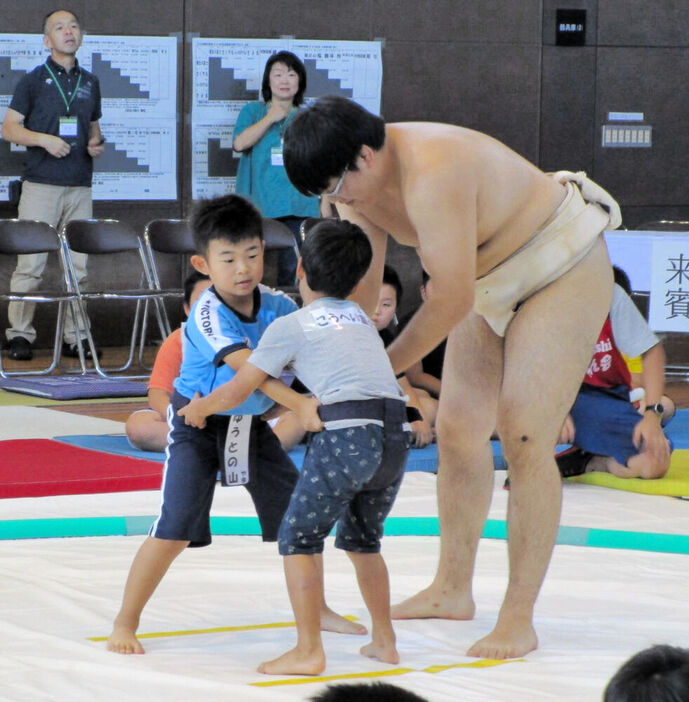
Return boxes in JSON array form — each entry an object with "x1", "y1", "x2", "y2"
[
  {"x1": 54, "y1": 434, "x2": 438, "y2": 473},
  {"x1": 56, "y1": 409, "x2": 689, "y2": 472},
  {"x1": 54, "y1": 434, "x2": 441, "y2": 472},
  {"x1": 666, "y1": 409, "x2": 689, "y2": 449},
  {"x1": 51, "y1": 434, "x2": 522, "y2": 472}
]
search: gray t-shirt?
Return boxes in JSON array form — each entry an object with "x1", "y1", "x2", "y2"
[
  {"x1": 610, "y1": 284, "x2": 659, "y2": 358},
  {"x1": 248, "y1": 297, "x2": 405, "y2": 425}
]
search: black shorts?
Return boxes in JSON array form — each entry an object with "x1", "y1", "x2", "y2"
[{"x1": 149, "y1": 392, "x2": 298, "y2": 547}]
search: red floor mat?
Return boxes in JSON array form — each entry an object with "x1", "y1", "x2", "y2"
[{"x1": 0, "y1": 439, "x2": 163, "y2": 498}]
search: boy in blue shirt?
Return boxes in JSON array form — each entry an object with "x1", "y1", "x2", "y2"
[
  {"x1": 180, "y1": 219, "x2": 413, "y2": 675},
  {"x1": 108, "y1": 195, "x2": 359, "y2": 654}
]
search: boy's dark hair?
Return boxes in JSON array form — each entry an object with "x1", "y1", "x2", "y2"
[
  {"x1": 421, "y1": 269, "x2": 430, "y2": 286},
  {"x1": 300, "y1": 219, "x2": 372, "y2": 299},
  {"x1": 183, "y1": 270, "x2": 209, "y2": 306},
  {"x1": 613, "y1": 265, "x2": 633, "y2": 296},
  {"x1": 310, "y1": 682, "x2": 429, "y2": 702},
  {"x1": 190, "y1": 194, "x2": 263, "y2": 255},
  {"x1": 283, "y1": 95, "x2": 385, "y2": 197},
  {"x1": 382, "y1": 264, "x2": 403, "y2": 307},
  {"x1": 44, "y1": 9, "x2": 80, "y2": 32},
  {"x1": 261, "y1": 51, "x2": 307, "y2": 106},
  {"x1": 604, "y1": 644, "x2": 689, "y2": 702}
]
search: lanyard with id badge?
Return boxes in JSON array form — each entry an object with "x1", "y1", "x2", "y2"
[
  {"x1": 221, "y1": 414, "x2": 252, "y2": 486},
  {"x1": 270, "y1": 109, "x2": 295, "y2": 167},
  {"x1": 271, "y1": 143, "x2": 284, "y2": 167},
  {"x1": 45, "y1": 62, "x2": 81, "y2": 145}
]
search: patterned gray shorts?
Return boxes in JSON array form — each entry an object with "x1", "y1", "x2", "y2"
[{"x1": 278, "y1": 423, "x2": 411, "y2": 555}]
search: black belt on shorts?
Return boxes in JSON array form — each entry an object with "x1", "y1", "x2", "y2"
[{"x1": 318, "y1": 398, "x2": 421, "y2": 424}]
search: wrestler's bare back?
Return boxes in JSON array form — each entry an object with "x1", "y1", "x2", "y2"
[{"x1": 346, "y1": 122, "x2": 566, "y2": 279}]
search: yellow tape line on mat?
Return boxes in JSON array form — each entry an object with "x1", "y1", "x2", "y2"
[
  {"x1": 250, "y1": 658, "x2": 525, "y2": 687},
  {"x1": 88, "y1": 616, "x2": 360, "y2": 642}
]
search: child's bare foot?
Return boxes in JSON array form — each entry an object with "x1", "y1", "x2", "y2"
[
  {"x1": 360, "y1": 639, "x2": 399, "y2": 665},
  {"x1": 391, "y1": 583, "x2": 475, "y2": 620},
  {"x1": 106, "y1": 624, "x2": 145, "y2": 654},
  {"x1": 257, "y1": 645, "x2": 326, "y2": 676},
  {"x1": 320, "y1": 606, "x2": 367, "y2": 635}
]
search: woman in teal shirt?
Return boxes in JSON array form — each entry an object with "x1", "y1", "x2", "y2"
[{"x1": 233, "y1": 51, "x2": 319, "y2": 286}]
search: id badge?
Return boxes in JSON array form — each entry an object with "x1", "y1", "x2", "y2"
[
  {"x1": 59, "y1": 117, "x2": 78, "y2": 137},
  {"x1": 221, "y1": 414, "x2": 251, "y2": 486},
  {"x1": 270, "y1": 146, "x2": 283, "y2": 166}
]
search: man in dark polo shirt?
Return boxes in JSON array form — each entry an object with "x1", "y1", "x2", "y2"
[{"x1": 1, "y1": 9, "x2": 105, "y2": 361}]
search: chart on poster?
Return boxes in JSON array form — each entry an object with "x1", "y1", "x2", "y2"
[
  {"x1": 191, "y1": 37, "x2": 382, "y2": 200},
  {"x1": 0, "y1": 34, "x2": 177, "y2": 201}
]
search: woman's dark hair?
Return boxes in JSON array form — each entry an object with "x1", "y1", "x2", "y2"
[
  {"x1": 261, "y1": 51, "x2": 307, "y2": 106},
  {"x1": 284, "y1": 95, "x2": 385, "y2": 196},
  {"x1": 301, "y1": 219, "x2": 372, "y2": 299}
]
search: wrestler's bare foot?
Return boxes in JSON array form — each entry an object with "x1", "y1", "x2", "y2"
[
  {"x1": 467, "y1": 615, "x2": 538, "y2": 660},
  {"x1": 360, "y1": 638, "x2": 399, "y2": 665},
  {"x1": 320, "y1": 606, "x2": 367, "y2": 635},
  {"x1": 391, "y1": 584, "x2": 475, "y2": 621},
  {"x1": 257, "y1": 645, "x2": 326, "y2": 676},
  {"x1": 106, "y1": 623, "x2": 145, "y2": 655}
]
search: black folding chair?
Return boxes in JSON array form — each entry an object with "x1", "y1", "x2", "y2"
[
  {"x1": 0, "y1": 219, "x2": 83, "y2": 377},
  {"x1": 61, "y1": 218, "x2": 181, "y2": 378}
]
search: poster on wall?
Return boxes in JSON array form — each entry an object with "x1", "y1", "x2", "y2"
[
  {"x1": 0, "y1": 34, "x2": 177, "y2": 201},
  {"x1": 649, "y1": 239, "x2": 689, "y2": 332},
  {"x1": 191, "y1": 37, "x2": 383, "y2": 200}
]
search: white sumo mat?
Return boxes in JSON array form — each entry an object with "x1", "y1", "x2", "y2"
[
  {"x1": 0, "y1": 405, "x2": 125, "y2": 440},
  {"x1": 2, "y1": 470, "x2": 689, "y2": 702}
]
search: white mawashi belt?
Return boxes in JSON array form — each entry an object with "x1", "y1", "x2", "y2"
[{"x1": 221, "y1": 414, "x2": 251, "y2": 486}]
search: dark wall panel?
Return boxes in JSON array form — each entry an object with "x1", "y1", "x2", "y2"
[
  {"x1": 186, "y1": 0, "x2": 373, "y2": 40},
  {"x1": 382, "y1": 41, "x2": 541, "y2": 161},
  {"x1": 372, "y1": 0, "x2": 540, "y2": 43},
  {"x1": 593, "y1": 47, "x2": 689, "y2": 206},
  {"x1": 540, "y1": 46, "x2": 596, "y2": 173},
  {"x1": 598, "y1": 1, "x2": 689, "y2": 46}
]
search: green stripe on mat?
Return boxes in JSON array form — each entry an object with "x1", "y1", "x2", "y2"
[{"x1": 1, "y1": 516, "x2": 688, "y2": 554}]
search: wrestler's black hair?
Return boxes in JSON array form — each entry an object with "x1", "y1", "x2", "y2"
[
  {"x1": 183, "y1": 270, "x2": 209, "y2": 307},
  {"x1": 190, "y1": 194, "x2": 263, "y2": 256},
  {"x1": 283, "y1": 95, "x2": 385, "y2": 197},
  {"x1": 604, "y1": 644, "x2": 689, "y2": 702},
  {"x1": 382, "y1": 264, "x2": 403, "y2": 307},
  {"x1": 300, "y1": 219, "x2": 372, "y2": 299},
  {"x1": 44, "y1": 9, "x2": 80, "y2": 33},
  {"x1": 261, "y1": 51, "x2": 307, "y2": 106},
  {"x1": 310, "y1": 682, "x2": 429, "y2": 702}
]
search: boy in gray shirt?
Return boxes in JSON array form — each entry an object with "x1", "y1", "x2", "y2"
[{"x1": 179, "y1": 219, "x2": 413, "y2": 676}]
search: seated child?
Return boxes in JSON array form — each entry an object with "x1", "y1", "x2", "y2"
[
  {"x1": 398, "y1": 270, "x2": 445, "y2": 399},
  {"x1": 125, "y1": 271, "x2": 210, "y2": 452},
  {"x1": 372, "y1": 265, "x2": 436, "y2": 447},
  {"x1": 179, "y1": 219, "x2": 413, "y2": 675},
  {"x1": 107, "y1": 195, "x2": 358, "y2": 655},
  {"x1": 556, "y1": 267, "x2": 673, "y2": 479}
]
